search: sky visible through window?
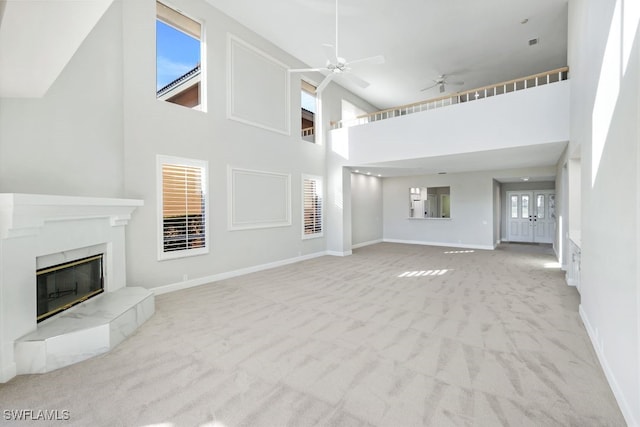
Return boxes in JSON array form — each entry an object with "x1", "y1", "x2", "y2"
[
  {"x1": 301, "y1": 91, "x2": 316, "y2": 113},
  {"x1": 156, "y1": 21, "x2": 200, "y2": 91}
]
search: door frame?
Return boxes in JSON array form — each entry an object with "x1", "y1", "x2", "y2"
[{"x1": 506, "y1": 189, "x2": 556, "y2": 243}]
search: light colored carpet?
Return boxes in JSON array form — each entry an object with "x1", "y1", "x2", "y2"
[{"x1": 0, "y1": 243, "x2": 625, "y2": 426}]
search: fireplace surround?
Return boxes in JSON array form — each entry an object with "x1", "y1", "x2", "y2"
[
  {"x1": 37, "y1": 253, "x2": 105, "y2": 322},
  {"x1": 0, "y1": 193, "x2": 151, "y2": 382}
]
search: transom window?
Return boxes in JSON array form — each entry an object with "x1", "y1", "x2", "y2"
[
  {"x1": 156, "y1": 2, "x2": 204, "y2": 110},
  {"x1": 301, "y1": 81, "x2": 317, "y2": 143}
]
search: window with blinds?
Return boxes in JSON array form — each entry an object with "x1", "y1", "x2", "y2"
[
  {"x1": 302, "y1": 175, "x2": 323, "y2": 238},
  {"x1": 157, "y1": 155, "x2": 208, "y2": 260}
]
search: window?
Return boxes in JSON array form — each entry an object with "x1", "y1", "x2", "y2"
[
  {"x1": 408, "y1": 186, "x2": 451, "y2": 218},
  {"x1": 521, "y1": 195, "x2": 530, "y2": 218},
  {"x1": 302, "y1": 175, "x2": 323, "y2": 238},
  {"x1": 536, "y1": 194, "x2": 545, "y2": 219},
  {"x1": 511, "y1": 195, "x2": 519, "y2": 218},
  {"x1": 301, "y1": 81, "x2": 317, "y2": 142},
  {"x1": 157, "y1": 155, "x2": 208, "y2": 260},
  {"x1": 156, "y1": 2, "x2": 204, "y2": 110}
]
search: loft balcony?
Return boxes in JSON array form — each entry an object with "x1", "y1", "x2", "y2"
[{"x1": 329, "y1": 68, "x2": 570, "y2": 166}]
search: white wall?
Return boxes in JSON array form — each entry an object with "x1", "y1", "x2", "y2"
[
  {"x1": 351, "y1": 173, "x2": 383, "y2": 247},
  {"x1": 0, "y1": 2, "x2": 124, "y2": 197},
  {"x1": 383, "y1": 167, "x2": 557, "y2": 250},
  {"x1": 569, "y1": 0, "x2": 640, "y2": 424},
  {"x1": 322, "y1": 81, "x2": 379, "y2": 256},
  {"x1": 0, "y1": 0, "x2": 380, "y2": 291},
  {"x1": 345, "y1": 81, "x2": 570, "y2": 166},
  {"x1": 382, "y1": 171, "x2": 495, "y2": 249},
  {"x1": 120, "y1": 0, "x2": 330, "y2": 289},
  {"x1": 492, "y1": 179, "x2": 501, "y2": 246}
]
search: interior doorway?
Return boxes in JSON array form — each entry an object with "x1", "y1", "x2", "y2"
[{"x1": 506, "y1": 190, "x2": 556, "y2": 243}]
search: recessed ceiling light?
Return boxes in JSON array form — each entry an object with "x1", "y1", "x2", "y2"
[
  {"x1": 367, "y1": 172, "x2": 371, "y2": 175},
  {"x1": 377, "y1": 174, "x2": 382, "y2": 177},
  {"x1": 521, "y1": 177, "x2": 530, "y2": 181},
  {"x1": 354, "y1": 169, "x2": 359, "y2": 173}
]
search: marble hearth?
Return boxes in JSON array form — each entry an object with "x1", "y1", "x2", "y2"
[{"x1": 0, "y1": 194, "x2": 151, "y2": 382}]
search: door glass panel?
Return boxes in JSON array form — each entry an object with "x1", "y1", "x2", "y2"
[
  {"x1": 537, "y1": 195, "x2": 545, "y2": 218},
  {"x1": 521, "y1": 195, "x2": 530, "y2": 218},
  {"x1": 510, "y1": 195, "x2": 518, "y2": 218}
]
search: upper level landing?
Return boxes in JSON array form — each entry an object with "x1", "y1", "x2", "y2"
[{"x1": 329, "y1": 68, "x2": 570, "y2": 168}]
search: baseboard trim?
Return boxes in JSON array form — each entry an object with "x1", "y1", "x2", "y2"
[
  {"x1": 383, "y1": 238, "x2": 495, "y2": 251},
  {"x1": 579, "y1": 305, "x2": 637, "y2": 427},
  {"x1": 326, "y1": 250, "x2": 352, "y2": 257},
  {"x1": 565, "y1": 273, "x2": 576, "y2": 287},
  {"x1": 352, "y1": 239, "x2": 383, "y2": 249},
  {"x1": 151, "y1": 251, "x2": 328, "y2": 296}
]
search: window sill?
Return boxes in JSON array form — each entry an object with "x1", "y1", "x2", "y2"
[
  {"x1": 302, "y1": 233, "x2": 323, "y2": 240},
  {"x1": 158, "y1": 247, "x2": 209, "y2": 261}
]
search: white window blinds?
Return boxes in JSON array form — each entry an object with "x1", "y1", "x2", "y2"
[
  {"x1": 158, "y1": 157, "x2": 208, "y2": 259},
  {"x1": 303, "y1": 176, "x2": 322, "y2": 238}
]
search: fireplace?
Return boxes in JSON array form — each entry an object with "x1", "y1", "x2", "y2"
[
  {"x1": 0, "y1": 193, "x2": 151, "y2": 383},
  {"x1": 37, "y1": 254, "x2": 105, "y2": 322}
]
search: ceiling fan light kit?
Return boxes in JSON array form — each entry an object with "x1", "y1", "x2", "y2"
[
  {"x1": 288, "y1": 0, "x2": 384, "y2": 93},
  {"x1": 420, "y1": 73, "x2": 464, "y2": 94}
]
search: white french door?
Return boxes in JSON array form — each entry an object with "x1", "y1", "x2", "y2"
[{"x1": 506, "y1": 190, "x2": 556, "y2": 243}]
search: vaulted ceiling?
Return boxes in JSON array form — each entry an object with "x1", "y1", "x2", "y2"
[
  {"x1": 0, "y1": 0, "x2": 114, "y2": 98},
  {"x1": 207, "y1": 0, "x2": 568, "y2": 109},
  {"x1": 0, "y1": 0, "x2": 569, "y2": 178},
  {"x1": 0, "y1": 0, "x2": 568, "y2": 109}
]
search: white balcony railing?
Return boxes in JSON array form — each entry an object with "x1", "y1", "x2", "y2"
[{"x1": 331, "y1": 67, "x2": 569, "y2": 130}]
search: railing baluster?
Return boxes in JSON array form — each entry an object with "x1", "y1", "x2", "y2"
[{"x1": 328, "y1": 67, "x2": 569, "y2": 130}]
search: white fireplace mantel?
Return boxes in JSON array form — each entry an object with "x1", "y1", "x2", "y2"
[
  {"x1": 0, "y1": 193, "x2": 147, "y2": 383},
  {"x1": 0, "y1": 193, "x2": 143, "y2": 238}
]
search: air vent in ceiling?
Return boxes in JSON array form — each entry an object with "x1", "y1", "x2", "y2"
[{"x1": 528, "y1": 38, "x2": 539, "y2": 46}]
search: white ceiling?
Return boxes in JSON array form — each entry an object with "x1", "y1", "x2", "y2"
[
  {"x1": 351, "y1": 141, "x2": 567, "y2": 179},
  {"x1": 0, "y1": 0, "x2": 113, "y2": 98},
  {"x1": 207, "y1": 0, "x2": 568, "y2": 110},
  {"x1": 206, "y1": 0, "x2": 569, "y2": 177},
  {"x1": 0, "y1": 0, "x2": 569, "y2": 177}
]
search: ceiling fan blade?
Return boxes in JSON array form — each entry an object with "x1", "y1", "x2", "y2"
[
  {"x1": 316, "y1": 73, "x2": 335, "y2": 93},
  {"x1": 347, "y1": 54, "x2": 385, "y2": 66},
  {"x1": 341, "y1": 72, "x2": 370, "y2": 89},
  {"x1": 288, "y1": 67, "x2": 325, "y2": 73},
  {"x1": 322, "y1": 43, "x2": 338, "y2": 65},
  {"x1": 420, "y1": 83, "x2": 438, "y2": 92},
  {"x1": 448, "y1": 81, "x2": 464, "y2": 86}
]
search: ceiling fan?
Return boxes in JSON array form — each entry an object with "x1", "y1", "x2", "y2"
[
  {"x1": 421, "y1": 74, "x2": 464, "y2": 94},
  {"x1": 289, "y1": 0, "x2": 385, "y2": 93}
]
